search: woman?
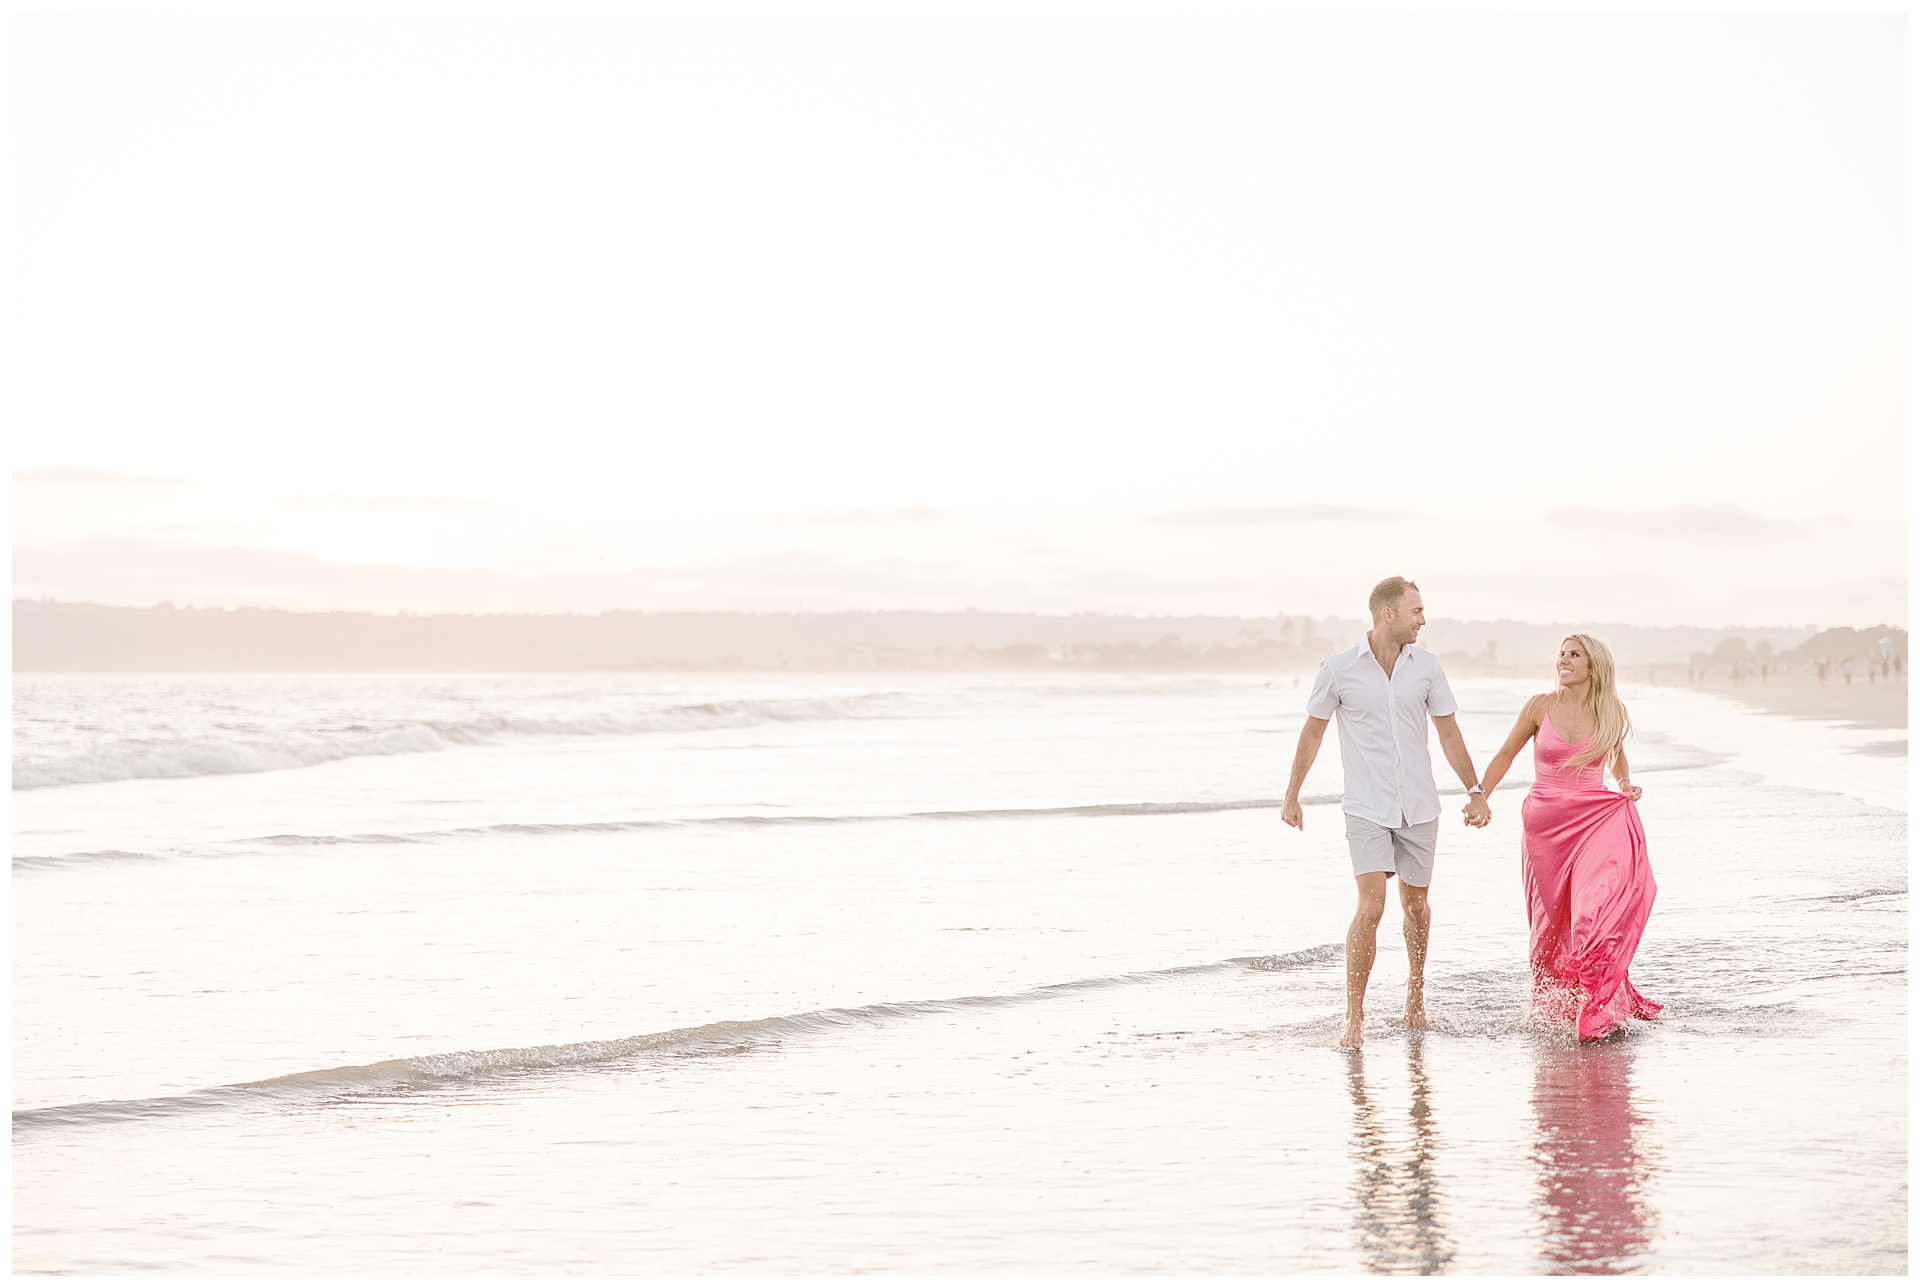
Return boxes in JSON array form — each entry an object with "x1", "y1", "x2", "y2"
[{"x1": 1481, "y1": 635, "x2": 1662, "y2": 1041}]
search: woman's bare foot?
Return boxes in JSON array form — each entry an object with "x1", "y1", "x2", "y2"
[{"x1": 1339, "y1": 1015, "x2": 1365, "y2": 1049}]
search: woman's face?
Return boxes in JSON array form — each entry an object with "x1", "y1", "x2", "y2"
[{"x1": 1556, "y1": 640, "x2": 1591, "y2": 687}]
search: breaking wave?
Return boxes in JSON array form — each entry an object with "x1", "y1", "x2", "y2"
[
  {"x1": 12, "y1": 697, "x2": 872, "y2": 790},
  {"x1": 13, "y1": 946, "x2": 1340, "y2": 1136}
]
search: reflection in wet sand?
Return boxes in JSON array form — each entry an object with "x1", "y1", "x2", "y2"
[
  {"x1": 1344, "y1": 1035, "x2": 1454, "y2": 1274},
  {"x1": 1530, "y1": 1042, "x2": 1658, "y2": 1274}
]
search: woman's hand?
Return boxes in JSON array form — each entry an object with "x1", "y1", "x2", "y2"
[
  {"x1": 1620, "y1": 782, "x2": 1642, "y2": 802},
  {"x1": 1463, "y1": 793, "x2": 1491, "y2": 827}
]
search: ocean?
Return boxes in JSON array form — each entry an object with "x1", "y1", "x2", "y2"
[{"x1": 11, "y1": 671, "x2": 1907, "y2": 1273}]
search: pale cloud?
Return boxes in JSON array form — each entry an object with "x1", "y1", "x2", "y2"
[
  {"x1": 1148, "y1": 505, "x2": 1402, "y2": 526},
  {"x1": 1547, "y1": 505, "x2": 1803, "y2": 541},
  {"x1": 691, "y1": 552, "x2": 1242, "y2": 613},
  {"x1": 1058, "y1": 568, "x2": 1246, "y2": 597},
  {"x1": 14, "y1": 467, "x2": 189, "y2": 486},
  {"x1": 698, "y1": 550, "x2": 980, "y2": 597},
  {"x1": 282, "y1": 494, "x2": 518, "y2": 513},
  {"x1": 784, "y1": 507, "x2": 952, "y2": 526},
  {"x1": 1743, "y1": 577, "x2": 1907, "y2": 609},
  {"x1": 1442, "y1": 571, "x2": 1680, "y2": 595}
]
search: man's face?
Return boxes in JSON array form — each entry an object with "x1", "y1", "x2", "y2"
[{"x1": 1383, "y1": 591, "x2": 1425, "y2": 645}]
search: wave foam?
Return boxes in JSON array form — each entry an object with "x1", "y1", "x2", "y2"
[
  {"x1": 12, "y1": 697, "x2": 870, "y2": 790},
  {"x1": 450, "y1": 795, "x2": 1343, "y2": 839},
  {"x1": 12, "y1": 948, "x2": 1336, "y2": 1135},
  {"x1": 13, "y1": 796, "x2": 1349, "y2": 868},
  {"x1": 12, "y1": 727, "x2": 452, "y2": 790}
]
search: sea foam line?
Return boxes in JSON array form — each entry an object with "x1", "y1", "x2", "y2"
[
  {"x1": 436, "y1": 795, "x2": 1342, "y2": 836},
  {"x1": 11, "y1": 695, "x2": 887, "y2": 790},
  {"x1": 12, "y1": 797, "x2": 1352, "y2": 869},
  {"x1": 11, "y1": 945, "x2": 1340, "y2": 1136},
  {"x1": 19, "y1": 769, "x2": 1662, "y2": 870},
  {"x1": 267, "y1": 773, "x2": 1566, "y2": 847}
]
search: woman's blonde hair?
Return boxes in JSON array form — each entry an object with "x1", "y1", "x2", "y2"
[{"x1": 1558, "y1": 633, "x2": 1631, "y2": 768}]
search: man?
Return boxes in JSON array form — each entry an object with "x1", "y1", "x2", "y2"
[{"x1": 1281, "y1": 576, "x2": 1489, "y2": 1050}]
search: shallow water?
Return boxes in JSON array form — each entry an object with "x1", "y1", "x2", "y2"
[{"x1": 12, "y1": 672, "x2": 1907, "y2": 1273}]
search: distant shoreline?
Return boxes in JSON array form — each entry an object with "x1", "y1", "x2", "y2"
[
  {"x1": 1656, "y1": 671, "x2": 1908, "y2": 733},
  {"x1": 14, "y1": 599, "x2": 1880, "y2": 675}
]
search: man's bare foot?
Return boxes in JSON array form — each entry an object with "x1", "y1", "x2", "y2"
[
  {"x1": 1339, "y1": 1016, "x2": 1365, "y2": 1049},
  {"x1": 1405, "y1": 986, "x2": 1428, "y2": 1030}
]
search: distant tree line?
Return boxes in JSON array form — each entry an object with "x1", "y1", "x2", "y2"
[
  {"x1": 1686, "y1": 626, "x2": 1906, "y2": 681},
  {"x1": 13, "y1": 600, "x2": 1855, "y2": 674}
]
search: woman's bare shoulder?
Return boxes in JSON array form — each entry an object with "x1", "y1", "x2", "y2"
[{"x1": 1522, "y1": 693, "x2": 1552, "y2": 721}]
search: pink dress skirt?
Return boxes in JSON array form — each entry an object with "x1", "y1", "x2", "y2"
[{"x1": 1520, "y1": 709, "x2": 1663, "y2": 1041}]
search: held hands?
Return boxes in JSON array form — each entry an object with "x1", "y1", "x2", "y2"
[
  {"x1": 1287, "y1": 793, "x2": 1501, "y2": 829},
  {"x1": 1462, "y1": 794, "x2": 1492, "y2": 828}
]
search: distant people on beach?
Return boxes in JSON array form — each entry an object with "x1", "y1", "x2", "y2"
[
  {"x1": 1477, "y1": 634, "x2": 1662, "y2": 1042},
  {"x1": 1282, "y1": 576, "x2": 1488, "y2": 1050}
]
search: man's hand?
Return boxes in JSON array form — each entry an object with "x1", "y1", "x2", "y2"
[
  {"x1": 1463, "y1": 794, "x2": 1491, "y2": 828},
  {"x1": 1281, "y1": 798, "x2": 1304, "y2": 830}
]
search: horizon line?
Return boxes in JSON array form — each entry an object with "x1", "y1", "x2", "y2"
[{"x1": 12, "y1": 598, "x2": 1898, "y2": 635}]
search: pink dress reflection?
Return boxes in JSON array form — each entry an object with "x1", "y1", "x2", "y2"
[
  {"x1": 1532, "y1": 1044, "x2": 1655, "y2": 1273},
  {"x1": 1520, "y1": 711, "x2": 1662, "y2": 1041}
]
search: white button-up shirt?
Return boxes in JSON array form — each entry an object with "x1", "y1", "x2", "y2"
[{"x1": 1305, "y1": 636, "x2": 1459, "y2": 828}]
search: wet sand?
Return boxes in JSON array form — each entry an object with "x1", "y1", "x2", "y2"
[
  {"x1": 1664, "y1": 671, "x2": 1908, "y2": 732},
  {"x1": 13, "y1": 675, "x2": 1907, "y2": 1274}
]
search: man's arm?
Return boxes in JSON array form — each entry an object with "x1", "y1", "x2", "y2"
[
  {"x1": 1431, "y1": 713, "x2": 1490, "y2": 827},
  {"x1": 1280, "y1": 715, "x2": 1330, "y2": 830}
]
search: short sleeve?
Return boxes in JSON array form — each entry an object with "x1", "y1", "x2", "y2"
[
  {"x1": 1304, "y1": 661, "x2": 1340, "y2": 719},
  {"x1": 1425, "y1": 663, "x2": 1459, "y2": 717}
]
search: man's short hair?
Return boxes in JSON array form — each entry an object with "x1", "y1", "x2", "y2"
[{"x1": 1369, "y1": 576, "x2": 1419, "y2": 618}]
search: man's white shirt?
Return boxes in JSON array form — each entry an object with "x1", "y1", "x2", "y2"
[{"x1": 1305, "y1": 637, "x2": 1459, "y2": 828}]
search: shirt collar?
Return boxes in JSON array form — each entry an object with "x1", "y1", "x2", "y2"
[{"x1": 1361, "y1": 632, "x2": 1413, "y2": 659}]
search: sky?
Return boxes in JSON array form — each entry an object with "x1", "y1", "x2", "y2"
[{"x1": 12, "y1": 6, "x2": 1908, "y2": 627}]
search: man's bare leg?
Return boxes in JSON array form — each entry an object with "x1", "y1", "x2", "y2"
[
  {"x1": 1400, "y1": 879, "x2": 1432, "y2": 1030},
  {"x1": 1342, "y1": 873, "x2": 1390, "y2": 1049}
]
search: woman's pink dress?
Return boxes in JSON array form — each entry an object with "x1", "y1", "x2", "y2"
[{"x1": 1520, "y1": 707, "x2": 1662, "y2": 1041}]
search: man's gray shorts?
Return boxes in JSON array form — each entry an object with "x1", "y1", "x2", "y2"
[{"x1": 1343, "y1": 814, "x2": 1439, "y2": 887}]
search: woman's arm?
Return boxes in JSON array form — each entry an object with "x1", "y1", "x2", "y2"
[
  {"x1": 1609, "y1": 742, "x2": 1642, "y2": 801},
  {"x1": 1480, "y1": 694, "x2": 1547, "y2": 796}
]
